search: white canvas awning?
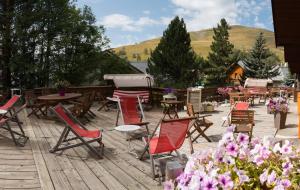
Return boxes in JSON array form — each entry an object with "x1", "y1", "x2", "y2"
[
  {"x1": 103, "y1": 74, "x2": 154, "y2": 88},
  {"x1": 244, "y1": 78, "x2": 273, "y2": 88}
]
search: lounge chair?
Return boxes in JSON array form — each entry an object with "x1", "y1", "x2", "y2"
[
  {"x1": 0, "y1": 103, "x2": 29, "y2": 146},
  {"x1": 234, "y1": 102, "x2": 250, "y2": 110},
  {"x1": 139, "y1": 117, "x2": 195, "y2": 182},
  {"x1": 116, "y1": 96, "x2": 149, "y2": 129},
  {"x1": 50, "y1": 104, "x2": 104, "y2": 158}
]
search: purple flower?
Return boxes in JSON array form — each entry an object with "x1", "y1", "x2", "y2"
[
  {"x1": 218, "y1": 173, "x2": 234, "y2": 189},
  {"x1": 281, "y1": 141, "x2": 292, "y2": 155},
  {"x1": 226, "y1": 125, "x2": 236, "y2": 133},
  {"x1": 282, "y1": 161, "x2": 293, "y2": 176},
  {"x1": 226, "y1": 142, "x2": 238, "y2": 157},
  {"x1": 273, "y1": 184, "x2": 285, "y2": 190},
  {"x1": 201, "y1": 177, "x2": 218, "y2": 190},
  {"x1": 267, "y1": 170, "x2": 277, "y2": 185},
  {"x1": 237, "y1": 133, "x2": 249, "y2": 145},
  {"x1": 253, "y1": 155, "x2": 264, "y2": 166},
  {"x1": 163, "y1": 180, "x2": 174, "y2": 190},
  {"x1": 235, "y1": 169, "x2": 249, "y2": 184},
  {"x1": 176, "y1": 173, "x2": 192, "y2": 187},
  {"x1": 280, "y1": 179, "x2": 291, "y2": 188},
  {"x1": 188, "y1": 171, "x2": 206, "y2": 190},
  {"x1": 260, "y1": 170, "x2": 268, "y2": 184}
]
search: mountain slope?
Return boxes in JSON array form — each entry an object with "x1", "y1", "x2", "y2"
[{"x1": 114, "y1": 25, "x2": 284, "y2": 62}]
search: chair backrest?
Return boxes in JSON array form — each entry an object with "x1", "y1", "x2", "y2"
[
  {"x1": 155, "y1": 118, "x2": 192, "y2": 153},
  {"x1": 52, "y1": 104, "x2": 87, "y2": 135},
  {"x1": 0, "y1": 95, "x2": 20, "y2": 110},
  {"x1": 186, "y1": 103, "x2": 196, "y2": 117},
  {"x1": 117, "y1": 96, "x2": 144, "y2": 125},
  {"x1": 231, "y1": 110, "x2": 254, "y2": 125},
  {"x1": 24, "y1": 90, "x2": 36, "y2": 105},
  {"x1": 234, "y1": 102, "x2": 249, "y2": 110},
  {"x1": 113, "y1": 90, "x2": 149, "y2": 103}
]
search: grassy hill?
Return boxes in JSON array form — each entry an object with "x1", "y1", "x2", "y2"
[{"x1": 114, "y1": 25, "x2": 284, "y2": 62}]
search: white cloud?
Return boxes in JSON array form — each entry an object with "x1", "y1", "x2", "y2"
[
  {"x1": 143, "y1": 10, "x2": 151, "y2": 15},
  {"x1": 100, "y1": 14, "x2": 170, "y2": 32},
  {"x1": 254, "y1": 16, "x2": 266, "y2": 28},
  {"x1": 170, "y1": 0, "x2": 270, "y2": 31}
]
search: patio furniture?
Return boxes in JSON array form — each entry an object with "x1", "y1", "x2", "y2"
[
  {"x1": 139, "y1": 117, "x2": 194, "y2": 182},
  {"x1": 68, "y1": 92, "x2": 94, "y2": 121},
  {"x1": 230, "y1": 110, "x2": 255, "y2": 140},
  {"x1": 50, "y1": 104, "x2": 104, "y2": 158},
  {"x1": 186, "y1": 103, "x2": 213, "y2": 144},
  {"x1": 0, "y1": 103, "x2": 29, "y2": 146},
  {"x1": 38, "y1": 93, "x2": 82, "y2": 115},
  {"x1": 24, "y1": 90, "x2": 46, "y2": 118},
  {"x1": 115, "y1": 124, "x2": 141, "y2": 157},
  {"x1": 98, "y1": 90, "x2": 150, "y2": 111},
  {"x1": 161, "y1": 100, "x2": 183, "y2": 119},
  {"x1": 234, "y1": 102, "x2": 250, "y2": 110},
  {"x1": 116, "y1": 96, "x2": 149, "y2": 135}
]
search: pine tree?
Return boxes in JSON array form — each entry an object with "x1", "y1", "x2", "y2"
[
  {"x1": 206, "y1": 18, "x2": 236, "y2": 86},
  {"x1": 242, "y1": 32, "x2": 280, "y2": 80},
  {"x1": 147, "y1": 16, "x2": 197, "y2": 88}
]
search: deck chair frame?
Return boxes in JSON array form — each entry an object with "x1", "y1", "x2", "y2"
[
  {"x1": 50, "y1": 104, "x2": 104, "y2": 158},
  {"x1": 0, "y1": 103, "x2": 29, "y2": 146}
]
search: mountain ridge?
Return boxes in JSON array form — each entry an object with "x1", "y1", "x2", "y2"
[{"x1": 114, "y1": 25, "x2": 284, "y2": 62}]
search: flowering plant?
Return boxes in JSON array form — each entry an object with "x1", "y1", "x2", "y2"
[
  {"x1": 217, "y1": 87, "x2": 233, "y2": 98},
  {"x1": 164, "y1": 87, "x2": 175, "y2": 94},
  {"x1": 55, "y1": 80, "x2": 70, "y2": 89},
  {"x1": 267, "y1": 98, "x2": 289, "y2": 114},
  {"x1": 165, "y1": 126, "x2": 300, "y2": 190}
]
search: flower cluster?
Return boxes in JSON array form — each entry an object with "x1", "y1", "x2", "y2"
[
  {"x1": 165, "y1": 126, "x2": 300, "y2": 190},
  {"x1": 267, "y1": 97, "x2": 289, "y2": 113},
  {"x1": 164, "y1": 87, "x2": 175, "y2": 94},
  {"x1": 217, "y1": 87, "x2": 233, "y2": 98},
  {"x1": 55, "y1": 80, "x2": 70, "y2": 89}
]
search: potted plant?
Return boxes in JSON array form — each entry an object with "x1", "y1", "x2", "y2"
[
  {"x1": 202, "y1": 101, "x2": 215, "y2": 112},
  {"x1": 217, "y1": 87, "x2": 233, "y2": 103},
  {"x1": 165, "y1": 126, "x2": 300, "y2": 190},
  {"x1": 55, "y1": 80, "x2": 70, "y2": 96},
  {"x1": 267, "y1": 97, "x2": 288, "y2": 129},
  {"x1": 163, "y1": 87, "x2": 176, "y2": 100}
]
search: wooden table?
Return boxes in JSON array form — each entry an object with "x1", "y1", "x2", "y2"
[
  {"x1": 38, "y1": 93, "x2": 82, "y2": 115},
  {"x1": 161, "y1": 100, "x2": 183, "y2": 119}
]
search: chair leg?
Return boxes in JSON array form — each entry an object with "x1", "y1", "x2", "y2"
[
  {"x1": 50, "y1": 127, "x2": 69, "y2": 153},
  {"x1": 5, "y1": 122, "x2": 18, "y2": 146},
  {"x1": 150, "y1": 153, "x2": 156, "y2": 179}
]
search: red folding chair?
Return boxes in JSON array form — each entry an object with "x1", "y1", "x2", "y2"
[
  {"x1": 0, "y1": 103, "x2": 29, "y2": 146},
  {"x1": 50, "y1": 104, "x2": 104, "y2": 158},
  {"x1": 139, "y1": 117, "x2": 195, "y2": 181},
  {"x1": 234, "y1": 102, "x2": 249, "y2": 110},
  {"x1": 0, "y1": 95, "x2": 20, "y2": 112},
  {"x1": 116, "y1": 96, "x2": 149, "y2": 133}
]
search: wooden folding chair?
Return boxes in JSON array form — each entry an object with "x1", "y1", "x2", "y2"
[
  {"x1": 186, "y1": 103, "x2": 213, "y2": 143},
  {"x1": 230, "y1": 110, "x2": 255, "y2": 141},
  {"x1": 50, "y1": 104, "x2": 104, "y2": 158},
  {"x1": 0, "y1": 103, "x2": 29, "y2": 146},
  {"x1": 24, "y1": 90, "x2": 46, "y2": 118}
]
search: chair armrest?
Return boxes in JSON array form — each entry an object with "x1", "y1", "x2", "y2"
[{"x1": 130, "y1": 121, "x2": 149, "y2": 126}]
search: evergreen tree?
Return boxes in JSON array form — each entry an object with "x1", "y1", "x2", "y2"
[
  {"x1": 242, "y1": 32, "x2": 280, "y2": 81},
  {"x1": 206, "y1": 18, "x2": 236, "y2": 86},
  {"x1": 148, "y1": 16, "x2": 197, "y2": 88}
]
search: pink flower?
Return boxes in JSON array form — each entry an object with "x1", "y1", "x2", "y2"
[
  {"x1": 163, "y1": 180, "x2": 174, "y2": 190},
  {"x1": 218, "y1": 173, "x2": 234, "y2": 190},
  {"x1": 260, "y1": 170, "x2": 268, "y2": 184},
  {"x1": 282, "y1": 161, "x2": 293, "y2": 176},
  {"x1": 237, "y1": 133, "x2": 249, "y2": 145},
  {"x1": 253, "y1": 155, "x2": 264, "y2": 166},
  {"x1": 267, "y1": 170, "x2": 277, "y2": 185},
  {"x1": 281, "y1": 141, "x2": 292, "y2": 155},
  {"x1": 226, "y1": 142, "x2": 238, "y2": 157},
  {"x1": 235, "y1": 169, "x2": 249, "y2": 184},
  {"x1": 280, "y1": 179, "x2": 291, "y2": 188},
  {"x1": 201, "y1": 177, "x2": 218, "y2": 190}
]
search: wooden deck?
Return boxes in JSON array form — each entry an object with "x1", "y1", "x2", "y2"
[{"x1": 0, "y1": 100, "x2": 299, "y2": 189}]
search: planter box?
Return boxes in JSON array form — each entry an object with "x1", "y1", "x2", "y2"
[{"x1": 274, "y1": 112, "x2": 287, "y2": 129}]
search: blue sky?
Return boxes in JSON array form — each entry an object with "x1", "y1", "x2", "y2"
[{"x1": 76, "y1": 0, "x2": 273, "y2": 48}]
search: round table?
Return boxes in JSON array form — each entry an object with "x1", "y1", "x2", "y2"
[
  {"x1": 115, "y1": 125, "x2": 141, "y2": 157},
  {"x1": 38, "y1": 93, "x2": 82, "y2": 101},
  {"x1": 37, "y1": 93, "x2": 82, "y2": 117},
  {"x1": 161, "y1": 100, "x2": 184, "y2": 119}
]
